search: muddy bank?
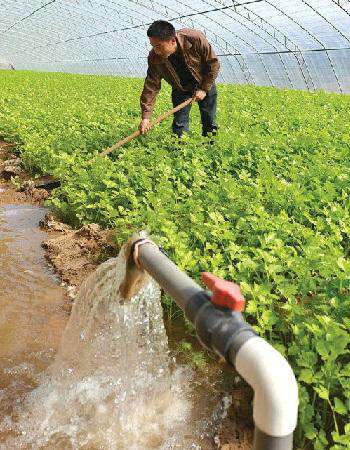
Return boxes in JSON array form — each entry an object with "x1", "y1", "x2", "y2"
[
  {"x1": 0, "y1": 142, "x2": 112, "y2": 301},
  {"x1": 0, "y1": 140, "x2": 117, "y2": 296},
  {"x1": 0, "y1": 140, "x2": 253, "y2": 449},
  {"x1": 41, "y1": 214, "x2": 117, "y2": 295},
  {"x1": 0, "y1": 141, "x2": 49, "y2": 205}
]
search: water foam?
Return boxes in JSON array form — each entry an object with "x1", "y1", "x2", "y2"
[{"x1": 1, "y1": 246, "x2": 208, "y2": 449}]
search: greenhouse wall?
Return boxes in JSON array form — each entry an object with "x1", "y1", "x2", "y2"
[{"x1": 1, "y1": 0, "x2": 350, "y2": 93}]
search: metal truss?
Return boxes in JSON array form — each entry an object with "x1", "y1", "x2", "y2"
[{"x1": 1, "y1": 0, "x2": 350, "y2": 93}]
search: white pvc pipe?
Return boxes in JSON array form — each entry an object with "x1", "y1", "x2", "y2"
[{"x1": 234, "y1": 336, "x2": 298, "y2": 437}]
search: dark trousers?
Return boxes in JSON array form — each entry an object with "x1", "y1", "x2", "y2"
[{"x1": 171, "y1": 84, "x2": 218, "y2": 138}]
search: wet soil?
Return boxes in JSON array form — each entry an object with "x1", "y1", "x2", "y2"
[
  {"x1": 41, "y1": 215, "x2": 118, "y2": 296},
  {"x1": 0, "y1": 140, "x2": 118, "y2": 298},
  {"x1": 0, "y1": 140, "x2": 253, "y2": 449},
  {"x1": 0, "y1": 142, "x2": 50, "y2": 205}
]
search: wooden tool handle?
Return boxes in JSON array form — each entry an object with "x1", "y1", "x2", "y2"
[{"x1": 98, "y1": 96, "x2": 195, "y2": 158}]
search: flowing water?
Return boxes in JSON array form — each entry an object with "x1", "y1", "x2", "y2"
[
  {"x1": 0, "y1": 203, "x2": 228, "y2": 449},
  {"x1": 0, "y1": 204, "x2": 68, "y2": 446}
]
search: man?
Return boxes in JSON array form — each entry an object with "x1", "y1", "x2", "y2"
[{"x1": 139, "y1": 20, "x2": 220, "y2": 139}]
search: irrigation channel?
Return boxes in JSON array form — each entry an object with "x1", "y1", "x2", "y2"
[{"x1": 0, "y1": 201, "x2": 235, "y2": 449}]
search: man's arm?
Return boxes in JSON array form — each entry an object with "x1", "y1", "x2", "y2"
[
  {"x1": 140, "y1": 56, "x2": 162, "y2": 120},
  {"x1": 195, "y1": 30, "x2": 220, "y2": 93}
]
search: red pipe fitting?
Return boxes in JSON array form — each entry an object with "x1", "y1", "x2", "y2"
[{"x1": 201, "y1": 272, "x2": 245, "y2": 312}]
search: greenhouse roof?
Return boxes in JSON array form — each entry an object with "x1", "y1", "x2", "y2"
[{"x1": 1, "y1": 0, "x2": 350, "y2": 92}]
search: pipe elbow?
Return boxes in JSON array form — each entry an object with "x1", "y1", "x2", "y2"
[{"x1": 234, "y1": 337, "x2": 298, "y2": 438}]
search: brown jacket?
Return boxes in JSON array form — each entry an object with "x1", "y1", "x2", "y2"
[{"x1": 140, "y1": 28, "x2": 220, "y2": 119}]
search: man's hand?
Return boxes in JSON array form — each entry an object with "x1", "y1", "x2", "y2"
[
  {"x1": 139, "y1": 118, "x2": 152, "y2": 134},
  {"x1": 193, "y1": 90, "x2": 207, "y2": 102}
]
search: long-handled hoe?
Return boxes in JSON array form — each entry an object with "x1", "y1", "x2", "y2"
[{"x1": 35, "y1": 97, "x2": 195, "y2": 189}]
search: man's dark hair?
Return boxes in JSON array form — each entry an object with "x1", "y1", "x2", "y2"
[{"x1": 147, "y1": 21, "x2": 176, "y2": 40}]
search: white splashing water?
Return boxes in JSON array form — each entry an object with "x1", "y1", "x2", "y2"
[{"x1": 1, "y1": 245, "x2": 212, "y2": 449}]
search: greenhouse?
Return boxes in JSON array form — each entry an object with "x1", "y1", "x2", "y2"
[
  {"x1": 0, "y1": 1, "x2": 349, "y2": 450},
  {"x1": 2, "y1": 0, "x2": 350, "y2": 92}
]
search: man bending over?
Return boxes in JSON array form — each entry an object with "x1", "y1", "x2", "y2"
[{"x1": 139, "y1": 20, "x2": 220, "y2": 139}]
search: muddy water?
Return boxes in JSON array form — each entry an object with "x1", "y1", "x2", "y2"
[
  {"x1": 0, "y1": 204, "x2": 68, "y2": 443},
  {"x1": 0, "y1": 202, "x2": 233, "y2": 449}
]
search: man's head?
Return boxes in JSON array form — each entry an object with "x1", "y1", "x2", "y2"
[{"x1": 147, "y1": 20, "x2": 177, "y2": 58}]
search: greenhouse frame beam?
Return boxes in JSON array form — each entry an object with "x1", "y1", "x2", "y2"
[
  {"x1": 218, "y1": 45, "x2": 350, "y2": 56},
  {"x1": 158, "y1": 0, "x2": 257, "y2": 83},
  {"x1": 140, "y1": 0, "x2": 269, "y2": 85},
  {"x1": 31, "y1": 0, "x2": 264, "y2": 48},
  {"x1": 35, "y1": 44, "x2": 350, "y2": 64},
  {"x1": 199, "y1": 1, "x2": 292, "y2": 86},
  {"x1": 2, "y1": 0, "x2": 56, "y2": 34},
  {"x1": 24, "y1": 1, "x2": 234, "y2": 76},
  {"x1": 30, "y1": 0, "x2": 153, "y2": 49},
  {"x1": 6, "y1": 0, "x2": 154, "y2": 66},
  {"x1": 2, "y1": 0, "x2": 349, "y2": 92},
  {"x1": 22, "y1": 0, "x2": 289, "y2": 88},
  {"x1": 128, "y1": 0, "x2": 257, "y2": 84},
  {"x1": 4, "y1": 0, "x2": 149, "y2": 62},
  {"x1": 135, "y1": 0, "x2": 242, "y2": 83},
  {"x1": 232, "y1": 4, "x2": 314, "y2": 89},
  {"x1": 265, "y1": 0, "x2": 343, "y2": 92},
  {"x1": 33, "y1": 55, "x2": 140, "y2": 64},
  {"x1": 173, "y1": 3, "x2": 271, "y2": 85},
  {"x1": 302, "y1": 0, "x2": 350, "y2": 44},
  {"x1": 299, "y1": 0, "x2": 350, "y2": 92},
  {"x1": 330, "y1": 0, "x2": 350, "y2": 15},
  {"x1": 29, "y1": 0, "x2": 262, "y2": 84},
  {"x1": 225, "y1": 7, "x2": 294, "y2": 88}
]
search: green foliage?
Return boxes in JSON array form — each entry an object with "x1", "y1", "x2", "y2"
[
  {"x1": 179, "y1": 341, "x2": 208, "y2": 370},
  {"x1": 1, "y1": 70, "x2": 350, "y2": 449}
]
